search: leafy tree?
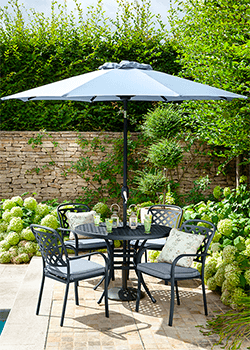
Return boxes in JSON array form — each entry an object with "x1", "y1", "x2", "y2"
[
  {"x1": 135, "y1": 104, "x2": 184, "y2": 203},
  {"x1": 169, "y1": 0, "x2": 250, "y2": 182},
  {"x1": 0, "y1": 0, "x2": 180, "y2": 131}
]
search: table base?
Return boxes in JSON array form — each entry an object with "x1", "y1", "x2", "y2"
[{"x1": 108, "y1": 287, "x2": 144, "y2": 301}]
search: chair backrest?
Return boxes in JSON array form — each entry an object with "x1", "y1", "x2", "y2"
[
  {"x1": 148, "y1": 204, "x2": 183, "y2": 228},
  {"x1": 57, "y1": 203, "x2": 90, "y2": 229},
  {"x1": 179, "y1": 219, "x2": 216, "y2": 263},
  {"x1": 30, "y1": 224, "x2": 68, "y2": 268}
]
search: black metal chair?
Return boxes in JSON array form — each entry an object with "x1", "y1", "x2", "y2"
[
  {"x1": 30, "y1": 224, "x2": 109, "y2": 327},
  {"x1": 57, "y1": 203, "x2": 108, "y2": 256},
  {"x1": 135, "y1": 219, "x2": 216, "y2": 326},
  {"x1": 131, "y1": 205, "x2": 183, "y2": 262}
]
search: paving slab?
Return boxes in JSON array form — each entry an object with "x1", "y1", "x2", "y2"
[
  {"x1": 0, "y1": 256, "x2": 54, "y2": 350},
  {"x1": 1, "y1": 255, "x2": 250, "y2": 350}
]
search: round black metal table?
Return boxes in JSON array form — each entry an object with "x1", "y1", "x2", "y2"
[{"x1": 74, "y1": 223, "x2": 171, "y2": 301}]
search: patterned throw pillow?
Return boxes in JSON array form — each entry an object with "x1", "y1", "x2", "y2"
[
  {"x1": 157, "y1": 228, "x2": 205, "y2": 267},
  {"x1": 66, "y1": 211, "x2": 95, "y2": 239}
]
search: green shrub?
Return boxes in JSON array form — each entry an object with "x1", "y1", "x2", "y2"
[{"x1": 0, "y1": 194, "x2": 59, "y2": 264}]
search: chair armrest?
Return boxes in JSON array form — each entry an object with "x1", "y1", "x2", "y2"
[
  {"x1": 170, "y1": 252, "x2": 208, "y2": 275},
  {"x1": 57, "y1": 227, "x2": 70, "y2": 236}
]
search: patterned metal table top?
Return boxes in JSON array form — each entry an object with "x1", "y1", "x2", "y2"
[{"x1": 74, "y1": 223, "x2": 171, "y2": 241}]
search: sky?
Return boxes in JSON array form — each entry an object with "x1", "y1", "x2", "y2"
[{"x1": 0, "y1": 0, "x2": 172, "y2": 28}]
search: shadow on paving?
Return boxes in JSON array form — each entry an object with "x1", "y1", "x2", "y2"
[{"x1": 74, "y1": 309, "x2": 151, "y2": 340}]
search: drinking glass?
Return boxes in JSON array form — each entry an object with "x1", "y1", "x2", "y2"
[
  {"x1": 105, "y1": 218, "x2": 113, "y2": 233},
  {"x1": 94, "y1": 214, "x2": 101, "y2": 226},
  {"x1": 144, "y1": 214, "x2": 152, "y2": 234}
]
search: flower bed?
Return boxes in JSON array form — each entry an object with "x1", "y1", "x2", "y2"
[
  {"x1": 184, "y1": 176, "x2": 250, "y2": 309},
  {"x1": 0, "y1": 195, "x2": 59, "y2": 263}
]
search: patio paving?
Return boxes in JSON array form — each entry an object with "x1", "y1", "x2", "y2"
[
  {"x1": 45, "y1": 256, "x2": 249, "y2": 350},
  {"x1": 1, "y1": 255, "x2": 249, "y2": 350}
]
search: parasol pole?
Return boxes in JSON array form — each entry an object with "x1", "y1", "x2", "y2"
[{"x1": 120, "y1": 97, "x2": 131, "y2": 227}]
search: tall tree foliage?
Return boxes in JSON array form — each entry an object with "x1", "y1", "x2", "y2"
[
  {"x1": 169, "y1": 0, "x2": 250, "y2": 176},
  {"x1": 0, "y1": 0, "x2": 180, "y2": 131}
]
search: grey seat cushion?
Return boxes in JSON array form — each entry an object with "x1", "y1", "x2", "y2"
[
  {"x1": 46, "y1": 258, "x2": 105, "y2": 281},
  {"x1": 65, "y1": 238, "x2": 107, "y2": 251},
  {"x1": 137, "y1": 262, "x2": 200, "y2": 280},
  {"x1": 130, "y1": 238, "x2": 167, "y2": 250},
  {"x1": 144, "y1": 238, "x2": 167, "y2": 250}
]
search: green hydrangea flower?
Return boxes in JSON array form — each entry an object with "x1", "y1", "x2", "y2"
[
  {"x1": 192, "y1": 261, "x2": 202, "y2": 274},
  {"x1": 33, "y1": 214, "x2": 41, "y2": 224},
  {"x1": 213, "y1": 186, "x2": 222, "y2": 199},
  {"x1": 6, "y1": 231, "x2": 20, "y2": 246},
  {"x1": 92, "y1": 202, "x2": 111, "y2": 219},
  {"x1": 24, "y1": 241, "x2": 37, "y2": 256},
  {"x1": 9, "y1": 246, "x2": 19, "y2": 261},
  {"x1": 222, "y1": 245, "x2": 237, "y2": 264},
  {"x1": 12, "y1": 253, "x2": 30, "y2": 264},
  {"x1": 40, "y1": 214, "x2": 59, "y2": 230},
  {"x1": 217, "y1": 218, "x2": 233, "y2": 237},
  {"x1": 207, "y1": 276, "x2": 217, "y2": 290},
  {"x1": 221, "y1": 279, "x2": 234, "y2": 293},
  {"x1": 2, "y1": 199, "x2": 16, "y2": 211},
  {"x1": 210, "y1": 243, "x2": 221, "y2": 253},
  {"x1": 23, "y1": 197, "x2": 37, "y2": 211},
  {"x1": 0, "y1": 240, "x2": 11, "y2": 252},
  {"x1": 223, "y1": 187, "x2": 231, "y2": 197},
  {"x1": 7, "y1": 217, "x2": 23, "y2": 233},
  {"x1": 204, "y1": 261, "x2": 217, "y2": 280},
  {"x1": 0, "y1": 221, "x2": 8, "y2": 232},
  {"x1": 35, "y1": 203, "x2": 50, "y2": 218},
  {"x1": 212, "y1": 231, "x2": 221, "y2": 243},
  {"x1": 214, "y1": 263, "x2": 226, "y2": 287},
  {"x1": 221, "y1": 289, "x2": 232, "y2": 306},
  {"x1": 20, "y1": 228, "x2": 35, "y2": 241},
  {"x1": 0, "y1": 251, "x2": 11, "y2": 263},
  {"x1": 2, "y1": 210, "x2": 13, "y2": 223},
  {"x1": 224, "y1": 262, "x2": 241, "y2": 287},
  {"x1": 11, "y1": 196, "x2": 23, "y2": 206},
  {"x1": 10, "y1": 207, "x2": 23, "y2": 218}
]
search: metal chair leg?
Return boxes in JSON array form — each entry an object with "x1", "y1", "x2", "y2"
[
  {"x1": 137, "y1": 272, "x2": 156, "y2": 303},
  {"x1": 60, "y1": 283, "x2": 69, "y2": 327},
  {"x1": 135, "y1": 272, "x2": 142, "y2": 312},
  {"x1": 175, "y1": 280, "x2": 180, "y2": 305},
  {"x1": 168, "y1": 279, "x2": 175, "y2": 326},
  {"x1": 104, "y1": 272, "x2": 109, "y2": 318},
  {"x1": 201, "y1": 279, "x2": 208, "y2": 315},
  {"x1": 36, "y1": 273, "x2": 45, "y2": 315},
  {"x1": 93, "y1": 275, "x2": 105, "y2": 290},
  {"x1": 74, "y1": 281, "x2": 79, "y2": 305}
]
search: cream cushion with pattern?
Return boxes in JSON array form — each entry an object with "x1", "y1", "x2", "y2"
[
  {"x1": 66, "y1": 211, "x2": 96, "y2": 239},
  {"x1": 157, "y1": 228, "x2": 205, "y2": 267}
]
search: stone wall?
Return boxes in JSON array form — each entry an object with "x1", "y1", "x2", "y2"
[{"x1": 0, "y1": 131, "x2": 236, "y2": 204}]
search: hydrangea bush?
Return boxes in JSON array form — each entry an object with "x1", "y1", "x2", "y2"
[
  {"x1": 0, "y1": 194, "x2": 59, "y2": 264},
  {"x1": 183, "y1": 176, "x2": 250, "y2": 309}
]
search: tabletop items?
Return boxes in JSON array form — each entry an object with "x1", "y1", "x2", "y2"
[{"x1": 110, "y1": 204, "x2": 120, "y2": 228}]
